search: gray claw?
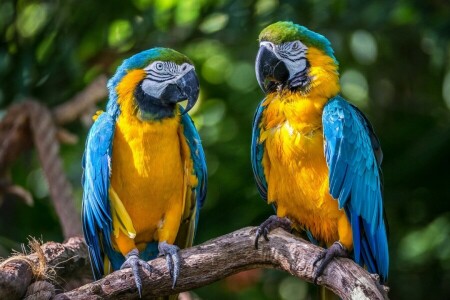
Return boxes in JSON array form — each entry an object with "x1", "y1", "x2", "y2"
[
  {"x1": 254, "y1": 215, "x2": 292, "y2": 249},
  {"x1": 120, "y1": 248, "x2": 152, "y2": 297},
  {"x1": 313, "y1": 241, "x2": 348, "y2": 284},
  {"x1": 158, "y1": 242, "x2": 181, "y2": 289}
]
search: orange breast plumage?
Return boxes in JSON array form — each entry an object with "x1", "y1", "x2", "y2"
[{"x1": 260, "y1": 92, "x2": 352, "y2": 248}]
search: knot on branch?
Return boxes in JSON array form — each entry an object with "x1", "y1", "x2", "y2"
[{"x1": 0, "y1": 237, "x2": 53, "y2": 281}]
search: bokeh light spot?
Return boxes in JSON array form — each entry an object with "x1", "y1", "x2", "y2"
[
  {"x1": 398, "y1": 214, "x2": 450, "y2": 266},
  {"x1": 391, "y1": 3, "x2": 419, "y2": 25},
  {"x1": 350, "y1": 30, "x2": 377, "y2": 65},
  {"x1": 226, "y1": 62, "x2": 257, "y2": 92},
  {"x1": 202, "y1": 54, "x2": 231, "y2": 84},
  {"x1": 155, "y1": 0, "x2": 177, "y2": 11},
  {"x1": 26, "y1": 169, "x2": 49, "y2": 199},
  {"x1": 176, "y1": 0, "x2": 200, "y2": 25},
  {"x1": 341, "y1": 69, "x2": 369, "y2": 107},
  {"x1": 17, "y1": 3, "x2": 50, "y2": 38},
  {"x1": 279, "y1": 277, "x2": 308, "y2": 300},
  {"x1": 184, "y1": 39, "x2": 225, "y2": 62},
  {"x1": 201, "y1": 99, "x2": 226, "y2": 127},
  {"x1": 108, "y1": 19, "x2": 134, "y2": 51},
  {"x1": 132, "y1": 0, "x2": 154, "y2": 11},
  {"x1": 199, "y1": 13, "x2": 229, "y2": 34},
  {"x1": 255, "y1": 0, "x2": 278, "y2": 16}
]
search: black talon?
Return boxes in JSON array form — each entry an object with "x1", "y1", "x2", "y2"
[
  {"x1": 158, "y1": 242, "x2": 181, "y2": 289},
  {"x1": 120, "y1": 248, "x2": 153, "y2": 297},
  {"x1": 254, "y1": 215, "x2": 292, "y2": 249},
  {"x1": 313, "y1": 241, "x2": 348, "y2": 284}
]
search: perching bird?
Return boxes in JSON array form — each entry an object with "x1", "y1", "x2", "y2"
[
  {"x1": 82, "y1": 48, "x2": 207, "y2": 297},
  {"x1": 251, "y1": 21, "x2": 389, "y2": 285}
]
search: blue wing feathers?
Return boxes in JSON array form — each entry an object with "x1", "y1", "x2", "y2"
[
  {"x1": 180, "y1": 110, "x2": 207, "y2": 218},
  {"x1": 81, "y1": 112, "x2": 120, "y2": 280},
  {"x1": 251, "y1": 100, "x2": 268, "y2": 201},
  {"x1": 323, "y1": 96, "x2": 389, "y2": 281}
]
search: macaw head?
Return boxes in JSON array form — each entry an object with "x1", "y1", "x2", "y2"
[
  {"x1": 256, "y1": 21, "x2": 339, "y2": 98},
  {"x1": 107, "y1": 48, "x2": 199, "y2": 120}
]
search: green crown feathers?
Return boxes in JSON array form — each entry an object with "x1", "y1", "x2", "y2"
[{"x1": 259, "y1": 21, "x2": 335, "y2": 58}]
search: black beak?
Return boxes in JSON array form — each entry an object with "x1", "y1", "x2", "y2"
[
  {"x1": 176, "y1": 69, "x2": 199, "y2": 114},
  {"x1": 160, "y1": 69, "x2": 199, "y2": 114},
  {"x1": 255, "y1": 45, "x2": 289, "y2": 93}
]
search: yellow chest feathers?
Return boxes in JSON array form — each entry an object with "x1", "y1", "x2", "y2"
[
  {"x1": 260, "y1": 93, "x2": 344, "y2": 239},
  {"x1": 112, "y1": 114, "x2": 183, "y2": 179},
  {"x1": 260, "y1": 92, "x2": 329, "y2": 197}
]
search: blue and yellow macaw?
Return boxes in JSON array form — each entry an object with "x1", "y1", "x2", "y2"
[
  {"x1": 81, "y1": 48, "x2": 207, "y2": 296},
  {"x1": 251, "y1": 22, "x2": 389, "y2": 284}
]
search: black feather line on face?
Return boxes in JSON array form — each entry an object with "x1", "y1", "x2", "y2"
[{"x1": 288, "y1": 59, "x2": 312, "y2": 93}]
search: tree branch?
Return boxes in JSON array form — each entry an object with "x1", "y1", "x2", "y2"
[
  {"x1": 53, "y1": 75, "x2": 108, "y2": 125},
  {"x1": 50, "y1": 227, "x2": 388, "y2": 300},
  {"x1": 0, "y1": 237, "x2": 88, "y2": 300}
]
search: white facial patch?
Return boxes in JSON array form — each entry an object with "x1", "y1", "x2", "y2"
[
  {"x1": 261, "y1": 40, "x2": 308, "y2": 82},
  {"x1": 141, "y1": 61, "x2": 194, "y2": 99}
]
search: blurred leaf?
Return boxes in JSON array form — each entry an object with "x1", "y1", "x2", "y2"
[
  {"x1": 398, "y1": 214, "x2": 450, "y2": 267},
  {"x1": 202, "y1": 54, "x2": 232, "y2": 84},
  {"x1": 16, "y1": 3, "x2": 51, "y2": 38},
  {"x1": 391, "y1": 2, "x2": 420, "y2": 25},
  {"x1": 108, "y1": 19, "x2": 134, "y2": 51},
  {"x1": 340, "y1": 69, "x2": 369, "y2": 108},
  {"x1": 200, "y1": 13, "x2": 229, "y2": 34},
  {"x1": 350, "y1": 30, "x2": 377, "y2": 65},
  {"x1": 176, "y1": 0, "x2": 201, "y2": 25},
  {"x1": 36, "y1": 32, "x2": 56, "y2": 63}
]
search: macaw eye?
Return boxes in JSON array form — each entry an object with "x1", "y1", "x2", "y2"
[
  {"x1": 155, "y1": 62, "x2": 164, "y2": 70},
  {"x1": 181, "y1": 64, "x2": 188, "y2": 71},
  {"x1": 292, "y1": 41, "x2": 300, "y2": 50}
]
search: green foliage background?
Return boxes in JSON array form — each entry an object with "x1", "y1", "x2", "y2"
[{"x1": 1, "y1": 0, "x2": 449, "y2": 299}]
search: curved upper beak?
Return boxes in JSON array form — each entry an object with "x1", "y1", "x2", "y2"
[
  {"x1": 255, "y1": 44, "x2": 289, "y2": 93},
  {"x1": 161, "y1": 68, "x2": 199, "y2": 114},
  {"x1": 176, "y1": 68, "x2": 199, "y2": 114},
  {"x1": 176, "y1": 69, "x2": 200, "y2": 114}
]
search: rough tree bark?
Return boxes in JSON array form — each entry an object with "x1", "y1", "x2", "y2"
[
  {"x1": 0, "y1": 228, "x2": 389, "y2": 300},
  {"x1": 0, "y1": 237, "x2": 89, "y2": 299}
]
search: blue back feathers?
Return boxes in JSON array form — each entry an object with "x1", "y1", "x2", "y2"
[
  {"x1": 81, "y1": 112, "x2": 116, "y2": 279},
  {"x1": 180, "y1": 109, "x2": 208, "y2": 228},
  {"x1": 323, "y1": 95, "x2": 389, "y2": 281},
  {"x1": 251, "y1": 99, "x2": 268, "y2": 201}
]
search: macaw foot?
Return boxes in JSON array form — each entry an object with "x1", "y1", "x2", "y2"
[
  {"x1": 313, "y1": 241, "x2": 348, "y2": 284},
  {"x1": 158, "y1": 241, "x2": 181, "y2": 289},
  {"x1": 120, "y1": 248, "x2": 153, "y2": 297},
  {"x1": 254, "y1": 215, "x2": 292, "y2": 249}
]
